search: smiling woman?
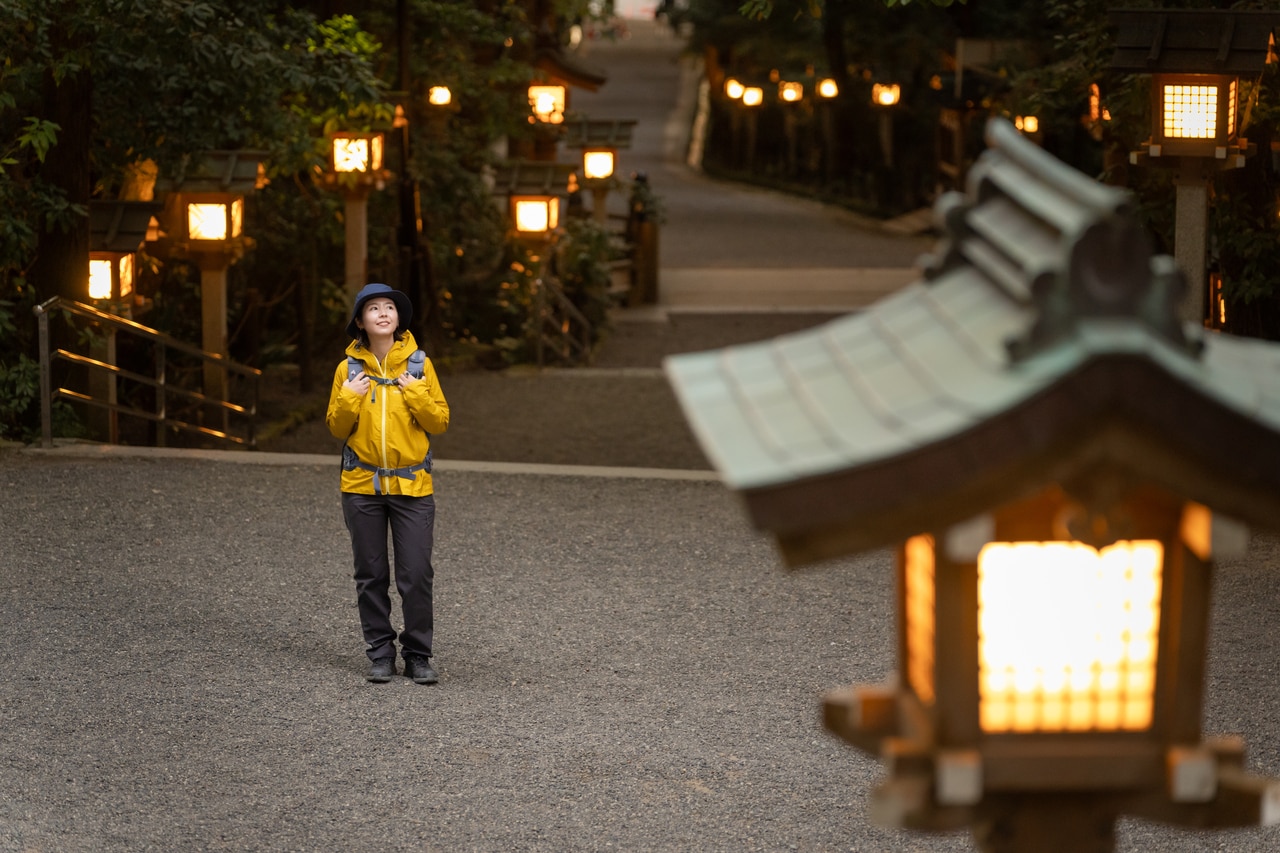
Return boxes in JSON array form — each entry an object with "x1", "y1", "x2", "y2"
[{"x1": 326, "y1": 282, "x2": 451, "y2": 685}]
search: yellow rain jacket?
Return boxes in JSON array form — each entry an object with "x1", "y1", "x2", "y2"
[{"x1": 325, "y1": 332, "x2": 450, "y2": 496}]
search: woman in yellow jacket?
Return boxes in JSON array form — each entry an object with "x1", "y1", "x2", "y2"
[{"x1": 326, "y1": 283, "x2": 450, "y2": 684}]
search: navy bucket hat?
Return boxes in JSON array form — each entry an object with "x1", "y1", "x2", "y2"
[{"x1": 346, "y1": 283, "x2": 412, "y2": 341}]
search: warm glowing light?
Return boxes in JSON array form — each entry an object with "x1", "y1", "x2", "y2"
[
  {"x1": 741, "y1": 87, "x2": 763, "y2": 107},
  {"x1": 872, "y1": 83, "x2": 900, "y2": 107},
  {"x1": 978, "y1": 540, "x2": 1163, "y2": 733},
  {"x1": 779, "y1": 81, "x2": 803, "y2": 103},
  {"x1": 1015, "y1": 115, "x2": 1039, "y2": 134},
  {"x1": 119, "y1": 253, "x2": 134, "y2": 297},
  {"x1": 1162, "y1": 84, "x2": 1221, "y2": 139},
  {"x1": 88, "y1": 254, "x2": 132, "y2": 301},
  {"x1": 188, "y1": 203, "x2": 228, "y2": 240},
  {"x1": 1206, "y1": 275, "x2": 1227, "y2": 327},
  {"x1": 817, "y1": 78, "x2": 838, "y2": 98},
  {"x1": 428, "y1": 86, "x2": 452, "y2": 106},
  {"x1": 725, "y1": 78, "x2": 745, "y2": 99},
  {"x1": 582, "y1": 149, "x2": 615, "y2": 181},
  {"x1": 904, "y1": 535, "x2": 936, "y2": 705},
  {"x1": 88, "y1": 260, "x2": 113, "y2": 300},
  {"x1": 187, "y1": 198, "x2": 243, "y2": 241},
  {"x1": 333, "y1": 135, "x2": 383, "y2": 172},
  {"x1": 528, "y1": 85, "x2": 566, "y2": 124},
  {"x1": 514, "y1": 197, "x2": 558, "y2": 233}
]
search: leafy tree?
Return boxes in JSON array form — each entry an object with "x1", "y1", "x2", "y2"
[{"x1": 2, "y1": 1, "x2": 387, "y2": 306}]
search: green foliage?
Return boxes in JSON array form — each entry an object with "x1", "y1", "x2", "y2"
[
  {"x1": 555, "y1": 216, "x2": 620, "y2": 331},
  {"x1": 0, "y1": 281, "x2": 85, "y2": 442},
  {"x1": 0, "y1": 353, "x2": 43, "y2": 442}
]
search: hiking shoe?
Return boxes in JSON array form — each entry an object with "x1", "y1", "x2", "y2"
[
  {"x1": 404, "y1": 655, "x2": 438, "y2": 685},
  {"x1": 367, "y1": 657, "x2": 396, "y2": 683}
]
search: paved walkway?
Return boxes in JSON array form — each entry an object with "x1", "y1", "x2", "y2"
[{"x1": 572, "y1": 18, "x2": 933, "y2": 315}]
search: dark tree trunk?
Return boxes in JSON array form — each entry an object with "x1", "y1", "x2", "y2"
[{"x1": 30, "y1": 67, "x2": 91, "y2": 308}]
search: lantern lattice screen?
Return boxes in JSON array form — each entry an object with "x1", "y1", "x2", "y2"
[
  {"x1": 188, "y1": 204, "x2": 228, "y2": 241},
  {"x1": 529, "y1": 86, "x2": 566, "y2": 123},
  {"x1": 514, "y1": 198, "x2": 558, "y2": 233},
  {"x1": 1228, "y1": 79, "x2": 1238, "y2": 140},
  {"x1": 583, "y1": 151, "x2": 615, "y2": 180},
  {"x1": 904, "y1": 535, "x2": 936, "y2": 705},
  {"x1": 978, "y1": 540, "x2": 1163, "y2": 733},
  {"x1": 333, "y1": 138, "x2": 370, "y2": 172},
  {"x1": 88, "y1": 260, "x2": 114, "y2": 300},
  {"x1": 1162, "y1": 85, "x2": 1218, "y2": 139}
]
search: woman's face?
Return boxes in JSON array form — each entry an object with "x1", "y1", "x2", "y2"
[{"x1": 357, "y1": 297, "x2": 398, "y2": 337}]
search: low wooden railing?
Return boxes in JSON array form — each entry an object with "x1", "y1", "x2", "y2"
[
  {"x1": 534, "y1": 275, "x2": 594, "y2": 367},
  {"x1": 34, "y1": 297, "x2": 261, "y2": 449}
]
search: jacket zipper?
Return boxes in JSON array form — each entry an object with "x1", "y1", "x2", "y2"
[{"x1": 377, "y1": 354, "x2": 389, "y2": 473}]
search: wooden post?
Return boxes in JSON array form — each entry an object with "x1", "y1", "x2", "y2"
[
  {"x1": 972, "y1": 795, "x2": 1118, "y2": 853},
  {"x1": 343, "y1": 188, "x2": 371, "y2": 303}
]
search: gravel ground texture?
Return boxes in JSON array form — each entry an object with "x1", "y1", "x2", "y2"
[{"x1": 2, "y1": 450, "x2": 1278, "y2": 853}]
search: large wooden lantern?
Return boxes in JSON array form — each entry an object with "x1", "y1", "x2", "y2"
[
  {"x1": 666, "y1": 118, "x2": 1280, "y2": 851},
  {"x1": 1110, "y1": 9, "x2": 1280, "y2": 325},
  {"x1": 491, "y1": 160, "x2": 576, "y2": 245},
  {"x1": 157, "y1": 150, "x2": 266, "y2": 404},
  {"x1": 88, "y1": 201, "x2": 161, "y2": 316},
  {"x1": 316, "y1": 131, "x2": 393, "y2": 301},
  {"x1": 564, "y1": 118, "x2": 636, "y2": 223}
]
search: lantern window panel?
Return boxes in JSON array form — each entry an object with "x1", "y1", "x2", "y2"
[
  {"x1": 119, "y1": 253, "x2": 134, "y2": 298},
  {"x1": 529, "y1": 85, "x2": 567, "y2": 124},
  {"x1": 513, "y1": 196, "x2": 560, "y2": 234},
  {"x1": 977, "y1": 540, "x2": 1163, "y2": 734},
  {"x1": 88, "y1": 260, "x2": 114, "y2": 301},
  {"x1": 188, "y1": 203, "x2": 228, "y2": 241},
  {"x1": 904, "y1": 534, "x2": 937, "y2": 705},
  {"x1": 583, "y1": 150, "x2": 615, "y2": 181},
  {"x1": 1162, "y1": 84, "x2": 1220, "y2": 140}
]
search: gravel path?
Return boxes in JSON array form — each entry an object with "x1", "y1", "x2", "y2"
[{"x1": 1, "y1": 451, "x2": 1277, "y2": 852}]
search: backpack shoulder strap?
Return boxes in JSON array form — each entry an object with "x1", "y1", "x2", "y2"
[
  {"x1": 407, "y1": 349, "x2": 427, "y2": 379},
  {"x1": 347, "y1": 355, "x2": 362, "y2": 381}
]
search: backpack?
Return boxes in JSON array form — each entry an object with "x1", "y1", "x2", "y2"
[
  {"x1": 348, "y1": 348, "x2": 427, "y2": 381},
  {"x1": 341, "y1": 348, "x2": 432, "y2": 494}
]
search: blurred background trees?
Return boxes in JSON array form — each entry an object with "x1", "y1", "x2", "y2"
[
  {"x1": 678, "y1": 0, "x2": 1280, "y2": 337},
  {"x1": 0, "y1": 0, "x2": 619, "y2": 440}
]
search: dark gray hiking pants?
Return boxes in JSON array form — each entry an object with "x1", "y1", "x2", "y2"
[{"x1": 341, "y1": 492, "x2": 435, "y2": 662}]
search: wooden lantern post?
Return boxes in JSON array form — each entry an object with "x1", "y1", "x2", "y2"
[
  {"x1": 1110, "y1": 9, "x2": 1280, "y2": 326},
  {"x1": 158, "y1": 150, "x2": 266, "y2": 407},
  {"x1": 564, "y1": 118, "x2": 636, "y2": 224},
  {"x1": 491, "y1": 160, "x2": 577, "y2": 366},
  {"x1": 318, "y1": 131, "x2": 392, "y2": 303}
]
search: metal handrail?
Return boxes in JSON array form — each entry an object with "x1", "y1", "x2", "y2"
[{"x1": 34, "y1": 296, "x2": 261, "y2": 449}]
